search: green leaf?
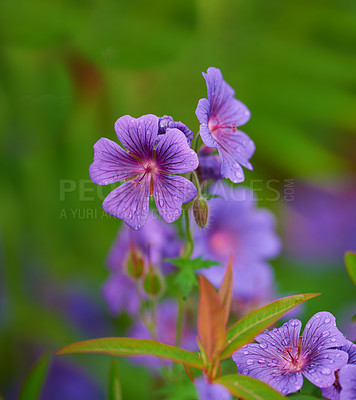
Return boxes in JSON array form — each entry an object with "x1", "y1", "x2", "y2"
[
  {"x1": 289, "y1": 395, "x2": 327, "y2": 399},
  {"x1": 167, "y1": 257, "x2": 220, "y2": 298},
  {"x1": 345, "y1": 251, "x2": 356, "y2": 286},
  {"x1": 216, "y1": 374, "x2": 287, "y2": 400},
  {"x1": 156, "y1": 381, "x2": 198, "y2": 400},
  {"x1": 109, "y1": 360, "x2": 122, "y2": 400},
  {"x1": 19, "y1": 353, "x2": 50, "y2": 400},
  {"x1": 220, "y1": 293, "x2": 320, "y2": 360},
  {"x1": 57, "y1": 338, "x2": 203, "y2": 369}
]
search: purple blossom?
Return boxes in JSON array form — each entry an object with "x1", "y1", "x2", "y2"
[
  {"x1": 102, "y1": 214, "x2": 182, "y2": 316},
  {"x1": 197, "y1": 146, "x2": 222, "y2": 181},
  {"x1": 102, "y1": 272, "x2": 140, "y2": 317},
  {"x1": 128, "y1": 300, "x2": 197, "y2": 369},
  {"x1": 195, "y1": 67, "x2": 254, "y2": 183},
  {"x1": 283, "y1": 182, "x2": 356, "y2": 265},
  {"x1": 194, "y1": 183, "x2": 280, "y2": 305},
  {"x1": 233, "y1": 312, "x2": 348, "y2": 396},
  {"x1": 194, "y1": 377, "x2": 232, "y2": 400},
  {"x1": 89, "y1": 114, "x2": 198, "y2": 230},
  {"x1": 322, "y1": 340, "x2": 356, "y2": 400},
  {"x1": 339, "y1": 364, "x2": 356, "y2": 400},
  {"x1": 158, "y1": 115, "x2": 194, "y2": 144}
]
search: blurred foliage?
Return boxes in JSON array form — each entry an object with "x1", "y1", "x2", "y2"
[{"x1": 0, "y1": 0, "x2": 355, "y2": 398}]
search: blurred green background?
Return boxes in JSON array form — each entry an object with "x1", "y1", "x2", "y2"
[{"x1": 1, "y1": 0, "x2": 355, "y2": 398}]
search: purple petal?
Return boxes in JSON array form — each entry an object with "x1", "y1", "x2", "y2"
[
  {"x1": 195, "y1": 377, "x2": 232, "y2": 400},
  {"x1": 339, "y1": 364, "x2": 356, "y2": 400},
  {"x1": 203, "y1": 67, "x2": 235, "y2": 113},
  {"x1": 301, "y1": 312, "x2": 347, "y2": 355},
  {"x1": 154, "y1": 174, "x2": 197, "y2": 223},
  {"x1": 158, "y1": 115, "x2": 194, "y2": 143},
  {"x1": 255, "y1": 319, "x2": 302, "y2": 353},
  {"x1": 217, "y1": 97, "x2": 251, "y2": 128},
  {"x1": 196, "y1": 98, "x2": 217, "y2": 148},
  {"x1": 216, "y1": 130, "x2": 255, "y2": 183},
  {"x1": 89, "y1": 138, "x2": 143, "y2": 184},
  {"x1": 102, "y1": 273, "x2": 140, "y2": 316},
  {"x1": 303, "y1": 349, "x2": 348, "y2": 388},
  {"x1": 102, "y1": 179, "x2": 150, "y2": 230},
  {"x1": 322, "y1": 384, "x2": 341, "y2": 400},
  {"x1": 114, "y1": 114, "x2": 158, "y2": 161},
  {"x1": 341, "y1": 340, "x2": 356, "y2": 365},
  {"x1": 155, "y1": 128, "x2": 199, "y2": 174},
  {"x1": 233, "y1": 339, "x2": 303, "y2": 395}
]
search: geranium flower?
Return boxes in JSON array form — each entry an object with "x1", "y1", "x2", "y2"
[
  {"x1": 194, "y1": 183, "x2": 280, "y2": 306},
  {"x1": 158, "y1": 115, "x2": 194, "y2": 144},
  {"x1": 322, "y1": 340, "x2": 356, "y2": 400},
  {"x1": 89, "y1": 114, "x2": 198, "y2": 230},
  {"x1": 233, "y1": 312, "x2": 348, "y2": 395},
  {"x1": 194, "y1": 377, "x2": 232, "y2": 400},
  {"x1": 195, "y1": 67, "x2": 254, "y2": 183}
]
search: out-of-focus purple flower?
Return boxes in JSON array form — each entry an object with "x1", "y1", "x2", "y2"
[
  {"x1": 197, "y1": 146, "x2": 222, "y2": 181},
  {"x1": 107, "y1": 214, "x2": 182, "y2": 273},
  {"x1": 339, "y1": 364, "x2": 356, "y2": 400},
  {"x1": 194, "y1": 377, "x2": 232, "y2": 400},
  {"x1": 158, "y1": 115, "x2": 194, "y2": 144},
  {"x1": 322, "y1": 340, "x2": 356, "y2": 400},
  {"x1": 194, "y1": 183, "x2": 280, "y2": 305},
  {"x1": 128, "y1": 300, "x2": 197, "y2": 369},
  {"x1": 195, "y1": 67, "x2": 254, "y2": 183},
  {"x1": 89, "y1": 114, "x2": 198, "y2": 230},
  {"x1": 41, "y1": 360, "x2": 103, "y2": 400},
  {"x1": 233, "y1": 312, "x2": 348, "y2": 396},
  {"x1": 102, "y1": 215, "x2": 182, "y2": 316},
  {"x1": 102, "y1": 272, "x2": 140, "y2": 317},
  {"x1": 283, "y1": 182, "x2": 356, "y2": 265}
]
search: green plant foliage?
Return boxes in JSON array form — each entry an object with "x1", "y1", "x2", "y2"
[
  {"x1": 167, "y1": 257, "x2": 221, "y2": 298},
  {"x1": 109, "y1": 360, "x2": 122, "y2": 400},
  {"x1": 220, "y1": 293, "x2": 321, "y2": 360},
  {"x1": 57, "y1": 338, "x2": 203, "y2": 369},
  {"x1": 18, "y1": 354, "x2": 50, "y2": 400},
  {"x1": 345, "y1": 251, "x2": 356, "y2": 286},
  {"x1": 216, "y1": 374, "x2": 287, "y2": 400}
]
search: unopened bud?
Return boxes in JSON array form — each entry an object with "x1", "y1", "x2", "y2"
[
  {"x1": 125, "y1": 246, "x2": 145, "y2": 279},
  {"x1": 193, "y1": 197, "x2": 209, "y2": 228},
  {"x1": 142, "y1": 266, "x2": 164, "y2": 298}
]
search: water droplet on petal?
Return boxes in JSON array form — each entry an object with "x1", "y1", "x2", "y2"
[
  {"x1": 258, "y1": 359, "x2": 266, "y2": 364},
  {"x1": 321, "y1": 367, "x2": 331, "y2": 375},
  {"x1": 259, "y1": 343, "x2": 268, "y2": 349},
  {"x1": 243, "y1": 351, "x2": 249, "y2": 355},
  {"x1": 322, "y1": 331, "x2": 330, "y2": 337},
  {"x1": 246, "y1": 359, "x2": 254, "y2": 365},
  {"x1": 324, "y1": 318, "x2": 331, "y2": 324}
]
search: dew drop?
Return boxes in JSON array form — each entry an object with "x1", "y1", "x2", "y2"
[
  {"x1": 243, "y1": 351, "x2": 249, "y2": 355},
  {"x1": 321, "y1": 367, "x2": 331, "y2": 375},
  {"x1": 247, "y1": 359, "x2": 254, "y2": 365},
  {"x1": 259, "y1": 343, "x2": 268, "y2": 349},
  {"x1": 258, "y1": 359, "x2": 266, "y2": 364},
  {"x1": 324, "y1": 318, "x2": 331, "y2": 324},
  {"x1": 322, "y1": 331, "x2": 330, "y2": 337}
]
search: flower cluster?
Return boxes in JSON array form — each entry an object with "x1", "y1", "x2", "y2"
[{"x1": 233, "y1": 312, "x2": 349, "y2": 396}]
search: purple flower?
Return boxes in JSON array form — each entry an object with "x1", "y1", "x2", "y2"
[
  {"x1": 339, "y1": 364, "x2": 356, "y2": 400},
  {"x1": 233, "y1": 312, "x2": 348, "y2": 396},
  {"x1": 194, "y1": 377, "x2": 232, "y2": 400},
  {"x1": 158, "y1": 115, "x2": 194, "y2": 144},
  {"x1": 195, "y1": 67, "x2": 254, "y2": 183},
  {"x1": 102, "y1": 272, "x2": 140, "y2": 317},
  {"x1": 128, "y1": 300, "x2": 197, "y2": 369},
  {"x1": 322, "y1": 340, "x2": 356, "y2": 400},
  {"x1": 194, "y1": 183, "x2": 280, "y2": 305},
  {"x1": 89, "y1": 114, "x2": 198, "y2": 230},
  {"x1": 107, "y1": 213, "x2": 182, "y2": 273},
  {"x1": 197, "y1": 146, "x2": 222, "y2": 181},
  {"x1": 102, "y1": 215, "x2": 183, "y2": 316},
  {"x1": 283, "y1": 182, "x2": 356, "y2": 266}
]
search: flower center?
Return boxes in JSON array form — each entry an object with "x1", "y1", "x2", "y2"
[
  {"x1": 281, "y1": 344, "x2": 305, "y2": 372},
  {"x1": 209, "y1": 231, "x2": 237, "y2": 258},
  {"x1": 208, "y1": 115, "x2": 237, "y2": 139}
]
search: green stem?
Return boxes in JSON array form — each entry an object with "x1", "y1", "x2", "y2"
[
  {"x1": 135, "y1": 281, "x2": 157, "y2": 340},
  {"x1": 192, "y1": 170, "x2": 202, "y2": 198},
  {"x1": 175, "y1": 295, "x2": 184, "y2": 347},
  {"x1": 183, "y1": 208, "x2": 193, "y2": 259}
]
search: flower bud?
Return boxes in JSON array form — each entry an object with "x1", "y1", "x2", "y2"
[
  {"x1": 193, "y1": 197, "x2": 209, "y2": 228},
  {"x1": 125, "y1": 246, "x2": 145, "y2": 279},
  {"x1": 142, "y1": 266, "x2": 164, "y2": 298}
]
